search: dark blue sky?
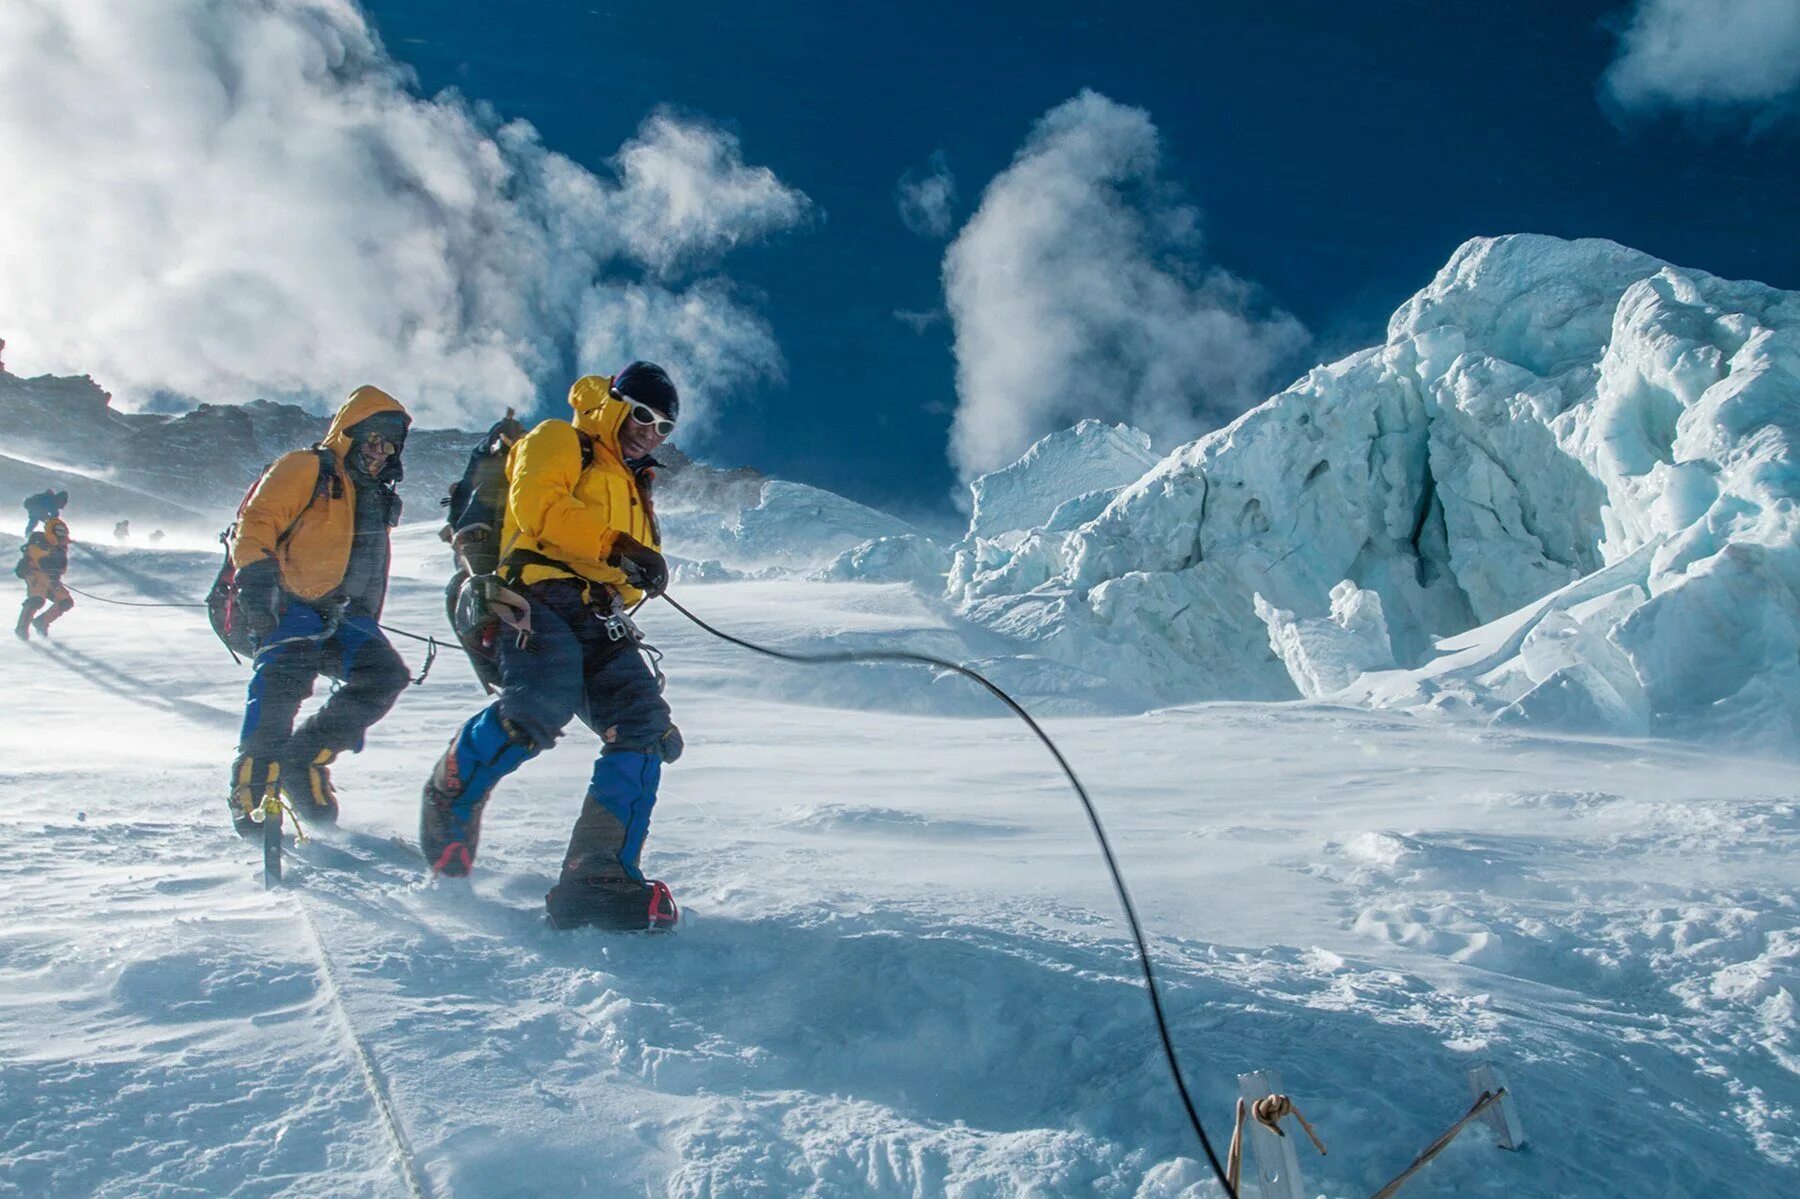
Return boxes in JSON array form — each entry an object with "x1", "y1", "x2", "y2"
[{"x1": 362, "y1": 0, "x2": 1800, "y2": 523}]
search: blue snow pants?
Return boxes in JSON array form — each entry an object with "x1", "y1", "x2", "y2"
[
  {"x1": 439, "y1": 579, "x2": 679, "y2": 885},
  {"x1": 239, "y1": 603, "x2": 409, "y2": 759}
]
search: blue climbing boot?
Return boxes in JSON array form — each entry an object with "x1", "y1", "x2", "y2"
[{"x1": 420, "y1": 708, "x2": 536, "y2": 877}]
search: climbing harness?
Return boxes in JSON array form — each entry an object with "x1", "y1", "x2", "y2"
[{"x1": 654, "y1": 590, "x2": 1239, "y2": 1198}]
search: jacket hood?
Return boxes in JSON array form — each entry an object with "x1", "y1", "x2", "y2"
[
  {"x1": 323, "y1": 386, "x2": 410, "y2": 458},
  {"x1": 567, "y1": 375, "x2": 628, "y2": 457}
]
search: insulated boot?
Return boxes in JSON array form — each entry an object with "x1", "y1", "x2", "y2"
[
  {"x1": 33, "y1": 598, "x2": 71, "y2": 636},
  {"x1": 420, "y1": 770, "x2": 485, "y2": 878},
  {"x1": 228, "y1": 754, "x2": 280, "y2": 838},
  {"x1": 281, "y1": 743, "x2": 339, "y2": 825},
  {"x1": 419, "y1": 710, "x2": 536, "y2": 877},
  {"x1": 546, "y1": 876, "x2": 679, "y2": 932},
  {"x1": 544, "y1": 757, "x2": 673, "y2": 932},
  {"x1": 13, "y1": 611, "x2": 28, "y2": 641}
]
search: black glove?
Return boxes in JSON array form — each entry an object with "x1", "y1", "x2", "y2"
[
  {"x1": 607, "y1": 532, "x2": 668, "y2": 597},
  {"x1": 233, "y1": 558, "x2": 283, "y2": 641}
]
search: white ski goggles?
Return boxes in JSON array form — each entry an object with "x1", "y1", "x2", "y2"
[{"x1": 613, "y1": 389, "x2": 676, "y2": 436}]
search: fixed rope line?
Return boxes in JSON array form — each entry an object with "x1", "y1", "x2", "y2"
[
  {"x1": 655, "y1": 590, "x2": 1239, "y2": 1199},
  {"x1": 63, "y1": 583, "x2": 206, "y2": 608},
  {"x1": 52, "y1": 581, "x2": 440, "y2": 681},
  {"x1": 295, "y1": 899, "x2": 431, "y2": 1199}
]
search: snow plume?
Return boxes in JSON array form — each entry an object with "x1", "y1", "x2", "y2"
[
  {"x1": 1604, "y1": 0, "x2": 1800, "y2": 121},
  {"x1": 0, "y1": 0, "x2": 810, "y2": 431},
  {"x1": 610, "y1": 112, "x2": 814, "y2": 277},
  {"x1": 896, "y1": 151, "x2": 957, "y2": 238},
  {"x1": 942, "y1": 90, "x2": 1307, "y2": 482}
]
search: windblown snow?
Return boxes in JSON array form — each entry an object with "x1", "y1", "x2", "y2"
[
  {"x1": 3, "y1": 232, "x2": 1798, "y2": 1198},
  {"x1": 942, "y1": 235, "x2": 1800, "y2": 753},
  {"x1": 2, "y1": 532, "x2": 1796, "y2": 1197}
]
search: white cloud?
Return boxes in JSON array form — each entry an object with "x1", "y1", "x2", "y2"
[
  {"x1": 577, "y1": 279, "x2": 785, "y2": 437},
  {"x1": 897, "y1": 151, "x2": 957, "y2": 238},
  {"x1": 611, "y1": 112, "x2": 813, "y2": 276},
  {"x1": 1604, "y1": 0, "x2": 1800, "y2": 118},
  {"x1": 942, "y1": 90, "x2": 1307, "y2": 482},
  {"x1": 0, "y1": 0, "x2": 811, "y2": 433}
]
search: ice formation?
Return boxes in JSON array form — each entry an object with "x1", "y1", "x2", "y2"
[
  {"x1": 812, "y1": 533, "x2": 951, "y2": 589},
  {"x1": 659, "y1": 479, "x2": 921, "y2": 571},
  {"x1": 966, "y1": 420, "x2": 1159, "y2": 541},
  {"x1": 1254, "y1": 581, "x2": 1396, "y2": 699},
  {"x1": 951, "y1": 235, "x2": 1800, "y2": 751}
]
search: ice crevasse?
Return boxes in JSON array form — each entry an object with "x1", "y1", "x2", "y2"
[{"x1": 943, "y1": 234, "x2": 1800, "y2": 751}]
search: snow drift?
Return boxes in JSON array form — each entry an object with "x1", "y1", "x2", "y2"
[{"x1": 950, "y1": 235, "x2": 1800, "y2": 751}]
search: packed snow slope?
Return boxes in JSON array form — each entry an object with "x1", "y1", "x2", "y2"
[
  {"x1": 2, "y1": 529, "x2": 1796, "y2": 1197},
  {"x1": 945, "y1": 235, "x2": 1800, "y2": 752}
]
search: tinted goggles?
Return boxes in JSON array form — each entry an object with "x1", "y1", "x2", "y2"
[
  {"x1": 613, "y1": 388, "x2": 676, "y2": 436},
  {"x1": 353, "y1": 414, "x2": 408, "y2": 454}
]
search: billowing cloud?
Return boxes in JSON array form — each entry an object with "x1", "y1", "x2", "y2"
[
  {"x1": 1604, "y1": 0, "x2": 1800, "y2": 119},
  {"x1": 0, "y1": 0, "x2": 811, "y2": 433},
  {"x1": 897, "y1": 151, "x2": 956, "y2": 238},
  {"x1": 610, "y1": 112, "x2": 814, "y2": 277},
  {"x1": 943, "y1": 90, "x2": 1307, "y2": 481}
]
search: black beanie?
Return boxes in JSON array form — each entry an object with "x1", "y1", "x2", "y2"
[{"x1": 613, "y1": 361, "x2": 679, "y2": 421}]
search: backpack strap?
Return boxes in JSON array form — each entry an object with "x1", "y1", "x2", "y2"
[{"x1": 270, "y1": 447, "x2": 340, "y2": 551}]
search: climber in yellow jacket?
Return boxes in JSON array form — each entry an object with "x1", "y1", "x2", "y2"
[
  {"x1": 15, "y1": 511, "x2": 73, "y2": 639},
  {"x1": 421, "y1": 363, "x2": 682, "y2": 932},
  {"x1": 226, "y1": 386, "x2": 413, "y2": 835}
]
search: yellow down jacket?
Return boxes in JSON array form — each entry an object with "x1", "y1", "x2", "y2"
[
  {"x1": 500, "y1": 374, "x2": 661, "y2": 602},
  {"x1": 230, "y1": 386, "x2": 410, "y2": 601},
  {"x1": 21, "y1": 517, "x2": 71, "y2": 597}
]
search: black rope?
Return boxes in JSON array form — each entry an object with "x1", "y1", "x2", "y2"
[
  {"x1": 63, "y1": 584, "x2": 207, "y2": 608},
  {"x1": 376, "y1": 623, "x2": 441, "y2": 686},
  {"x1": 655, "y1": 590, "x2": 1238, "y2": 1197},
  {"x1": 52, "y1": 582, "x2": 440, "y2": 685}
]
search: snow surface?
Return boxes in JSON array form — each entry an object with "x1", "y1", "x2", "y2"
[
  {"x1": 948, "y1": 235, "x2": 1800, "y2": 753},
  {"x1": 3, "y1": 527, "x2": 1797, "y2": 1197}
]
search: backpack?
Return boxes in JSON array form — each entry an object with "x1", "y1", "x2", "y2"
[
  {"x1": 442, "y1": 417, "x2": 600, "y2": 691},
  {"x1": 441, "y1": 414, "x2": 591, "y2": 578},
  {"x1": 14, "y1": 530, "x2": 64, "y2": 578},
  {"x1": 206, "y1": 448, "x2": 338, "y2": 659},
  {"x1": 22, "y1": 489, "x2": 63, "y2": 534}
]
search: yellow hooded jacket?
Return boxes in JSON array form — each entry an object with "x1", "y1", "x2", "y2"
[
  {"x1": 500, "y1": 374, "x2": 661, "y2": 602},
  {"x1": 230, "y1": 386, "x2": 410, "y2": 601},
  {"x1": 22, "y1": 517, "x2": 70, "y2": 588}
]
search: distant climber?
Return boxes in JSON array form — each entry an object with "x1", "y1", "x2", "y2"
[
  {"x1": 15, "y1": 508, "x2": 73, "y2": 640},
  {"x1": 149, "y1": 529, "x2": 166, "y2": 545},
  {"x1": 420, "y1": 363, "x2": 683, "y2": 932},
  {"x1": 224, "y1": 387, "x2": 413, "y2": 835},
  {"x1": 22, "y1": 489, "x2": 68, "y2": 536},
  {"x1": 114, "y1": 519, "x2": 130, "y2": 543}
]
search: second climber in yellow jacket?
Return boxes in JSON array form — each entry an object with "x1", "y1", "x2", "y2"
[
  {"x1": 420, "y1": 362, "x2": 683, "y2": 932},
  {"x1": 225, "y1": 386, "x2": 414, "y2": 835},
  {"x1": 15, "y1": 510, "x2": 73, "y2": 639}
]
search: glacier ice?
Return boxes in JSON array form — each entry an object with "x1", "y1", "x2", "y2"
[
  {"x1": 949, "y1": 234, "x2": 1800, "y2": 752},
  {"x1": 812, "y1": 533, "x2": 951, "y2": 589},
  {"x1": 966, "y1": 420, "x2": 1158, "y2": 541},
  {"x1": 1254, "y1": 581, "x2": 1396, "y2": 699},
  {"x1": 661, "y1": 479, "x2": 921, "y2": 572}
]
